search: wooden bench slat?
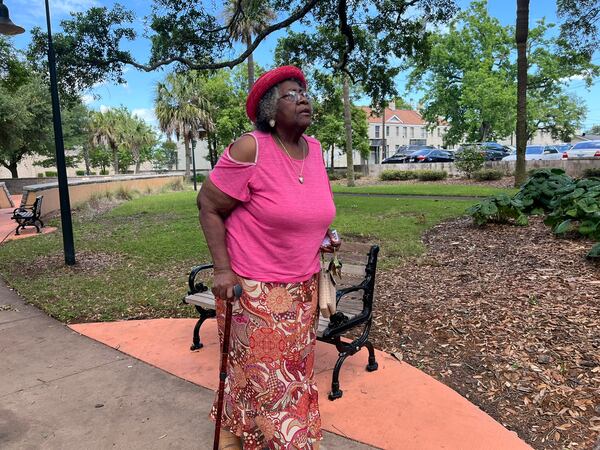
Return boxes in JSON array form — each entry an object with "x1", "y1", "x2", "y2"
[{"x1": 185, "y1": 292, "x2": 332, "y2": 338}]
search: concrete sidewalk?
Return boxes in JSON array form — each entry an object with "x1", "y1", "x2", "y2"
[{"x1": 0, "y1": 281, "x2": 373, "y2": 450}]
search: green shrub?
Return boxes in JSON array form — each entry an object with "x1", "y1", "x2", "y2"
[
  {"x1": 380, "y1": 170, "x2": 416, "y2": 181},
  {"x1": 583, "y1": 168, "x2": 600, "y2": 178},
  {"x1": 90, "y1": 172, "x2": 97, "y2": 176},
  {"x1": 44, "y1": 171, "x2": 58, "y2": 177},
  {"x1": 100, "y1": 170, "x2": 109, "y2": 175},
  {"x1": 467, "y1": 193, "x2": 528, "y2": 226},
  {"x1": 454, "y1": 147, "x2": 485, "y2": 178},
  {"x1": 473, "y1": 169, "x2": 504, "y2": 181},
  {"x1": 76, "y1": 170, "x2": 86, "y2": 176},
  {"x1": 193, "y1": 173, "x2": 206, "y2": 182},
  {"x1": 415, "y1": 170, "x2": 447, "y2": 181},
  {"x1": 37, "y1": 173, "x2": 44, "y2": 178},
  {"x1": 468, "y1": 168, "x2": 600, "y2": 258}
]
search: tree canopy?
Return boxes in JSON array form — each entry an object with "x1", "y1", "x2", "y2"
[{"x1": 407, "y1": 0, "x2": 597, "y2": 145}]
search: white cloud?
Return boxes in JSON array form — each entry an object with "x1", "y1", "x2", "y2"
[
  {"x1": 81, "y1": 94, "x2": 94, "y2": 105},
  {"x1": 51, "y1": 0, "x2": 98, "y2": 15},
  {"x1": 132, "y1": 108, "x2": 157, "y2": 126},
  {"x1": 99, "y1": 105, "x2": 110, "y2": 113}
]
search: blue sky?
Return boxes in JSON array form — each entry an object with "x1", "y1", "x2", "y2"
[{"x1": 6, "y1": 0, "x2": 600, "y2": 132}]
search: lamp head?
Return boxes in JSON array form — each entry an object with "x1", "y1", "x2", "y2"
[{"x1": 0, "y1": 1, "x2": 25, "y2": 36}]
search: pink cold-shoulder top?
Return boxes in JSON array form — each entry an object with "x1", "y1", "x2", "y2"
[{"x1": 208, "y1": 130, "x2": 336, "y2": 283}]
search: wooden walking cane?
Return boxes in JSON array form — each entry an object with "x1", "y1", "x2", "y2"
[{"x1": 213, "y1": 284, "x2": 243, "y2": 450}]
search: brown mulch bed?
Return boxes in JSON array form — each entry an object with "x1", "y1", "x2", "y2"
[
  {"x1": 368, "y1": 216, "x2": 600, "y2": 449},
  {"x1": 331, "y1": 175, "x2": 516, "y2": 189}
]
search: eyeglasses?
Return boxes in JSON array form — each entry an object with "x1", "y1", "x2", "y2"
[{"x1": 279, "y1": 90, "x2": 311, "y2": 103}]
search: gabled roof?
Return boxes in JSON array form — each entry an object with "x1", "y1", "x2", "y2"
[{"x1": 361, "y1": 107, "x2": 426, "y2": 125}]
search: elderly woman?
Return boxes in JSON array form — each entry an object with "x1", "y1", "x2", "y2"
[{"x1": 198, "y1": 65, "x2": 338, "y2": 450}]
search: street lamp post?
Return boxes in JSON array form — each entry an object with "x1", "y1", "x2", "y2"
[
  {"x1": 0, "y1": 1, "x2": 75, "y2": 265},
  {"x1": 191, "y1": 138, "x2": 197, "y2": 191}
]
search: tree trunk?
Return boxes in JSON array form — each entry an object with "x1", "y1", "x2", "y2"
[
  {"x1": 381, "y1": 103, "x2": 386, "y2": 161},
  {"x1": 133, "y1": 146, "x2": 140, "y2": 174},
  {"x1": 343, "y1": 75, "x2": 355, "y2": 187},
  {"x1": 8, "y1": 159, "x2": 18, "y2": 178},
  {"x1": 247, "y1": 39, "x2": 255, "y2": 92},
  {"x1": 515, "y1": 0, "x2": 530, "y2": 187},
  {"x1": 184, "y1": 135, "x2": 191, "y2": 177},
  {"x1": 111, "y1": 144, "x2": 119, "y2": 174},
  {"x1": 82, "y1": 146, "x2": 91, "y2": 175},
  {"x1": 330, "y1": 144, "x2": 335, "y2": 173}
]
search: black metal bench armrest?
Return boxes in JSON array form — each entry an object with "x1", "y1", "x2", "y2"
[{"x1": 188, "y1": 263, "x2": 214, "y2": 295}]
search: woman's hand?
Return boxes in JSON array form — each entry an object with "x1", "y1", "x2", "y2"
[
  {"x1": 320, "y1": 229, "x2": 341, "y2": 253},
  {"x1": 212, "y1": 268, "x2": 240, "y2": 300}
]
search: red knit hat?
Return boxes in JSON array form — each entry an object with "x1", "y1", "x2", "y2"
[{"x1": 246, "y1": 65, "x2": 307, "y2": 123}]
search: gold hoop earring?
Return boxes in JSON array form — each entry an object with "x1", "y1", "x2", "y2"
[{"x1": 269, "y1": 119, "x2": 276, "y2": 128}]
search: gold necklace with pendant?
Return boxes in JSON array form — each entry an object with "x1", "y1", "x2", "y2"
[{"x1": 274, "y1": 134, "x2": 306, "y2": 184}]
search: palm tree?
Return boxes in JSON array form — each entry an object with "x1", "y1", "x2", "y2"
[
  {"x1": 515, "y1": 0, "x2": 530, "y2": 186},
  {"x1": 154, "y1": 72, "x2": 214, "y2": 177},
  {"x1": 225, "y1": 0, "x2": 275, "y2": 91},
  {"x1": 123, "y1": 115, "x2": 157, "y2": 174},
  {"x1": 89, "y1": 109, "x2": 122, "y2": 175}
]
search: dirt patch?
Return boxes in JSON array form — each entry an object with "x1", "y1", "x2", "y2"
[
  {"x1": 12, "y1": 251, "x2": 126, "y2": 278},
  {"x1": 369, "y1": 216, "x2": 600, "y2": 449}
]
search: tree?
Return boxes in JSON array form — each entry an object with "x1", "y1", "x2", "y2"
[
  {"x1": 515, "y1": 0, "x2": 529, "y2": 186},
  {"x1": 406, "y1": 1, "x2": 594, "y2": 154},
  {"x1": 154, "y1": 71, "x2": 214, "y2": 177},
  {"x1": 25, "y1": 1, "x2": 457, "y2": 110},
  {"x1": 122, "y1": 114, "x2": 157, "y2": 173},
  {"x1": 224, "y1": 0, "x2": 275, "y2": 91},
  {"x1": 0, "y1": 75, "x2": 54, "y2": 178},
  {"x1": 586, "y1": 124, "x2": 600, "y2": 135},
  {"x1": 557, "y1": 0, "x2": 600, "y2": 57},
  {"x1": 89, "y1": 108, "x2": 126, "y2": 174},
  {"x1": 151, "y1": 141, "x2": 178, "y2": 172},
  {"x1": 275, "y1": 0, "x2": 457, "y2": 186}
]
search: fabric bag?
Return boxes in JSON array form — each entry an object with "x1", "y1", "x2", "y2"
[
  {"x1": 318, "y1": 249, "x2": 342, "y2": 318},
  {"x1": 318, "y1": 266, "x2": 336, "y2": 318}
]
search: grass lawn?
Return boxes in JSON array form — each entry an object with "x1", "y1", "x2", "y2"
[
  {"x1": 333, "y1": 183, "x2": 519, "y2": 197},
  {"x1": 0, "y1": 190, "x2": 478, "y2": 323}
]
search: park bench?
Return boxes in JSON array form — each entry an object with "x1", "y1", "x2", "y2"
[
  {"x1": 184, "y1": 245, "x2": 380, "y2": 400},
  {"x1": 11, "y1": 196, "x2": 44, "y2": 235}
]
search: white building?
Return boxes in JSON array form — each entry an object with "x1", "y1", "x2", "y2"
[{"x1": 361, "y1": 103, "x2": 451, "y2": 164}]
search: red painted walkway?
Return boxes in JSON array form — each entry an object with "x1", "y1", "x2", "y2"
[
  {"x1": 0, "y1": 195, "x2": 56, "y2": 243},
  {"x1": 71, "y1": 319, "x2": 531, "y2": 450}
]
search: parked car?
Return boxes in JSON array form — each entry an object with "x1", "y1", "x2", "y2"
[
  {"x1": 561, "y1": 141, "x2": 600, "y2": 159},
  {"x1": 382, "y1": 145, "x2": 437, "y2": 164},
  {"x1": 404, "y1": 149, "x2": 455, "y2": 163},
  {"x1": 456, "y1": 142, "x2": 511, "y2": 161},
  {"x1": 555, "y1": 143, "x2": 572, "y2": 153},
  {"x1": 501, "y1": 145, "x2": 562, "y2": 161}
]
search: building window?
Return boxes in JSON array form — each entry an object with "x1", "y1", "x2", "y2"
[
  {"x1": 386, "y1": 126, "x2": 390, "y2": 135},
  {"x1": 375, "y1": 126, "x2": 380, "y2": 138},
  {"x1": 395, "y1": 144, "x2": 400, "y2": 150},
  {"x1": 410, "y1": 127, "x2": 415, "y2": 138},
  {"x1": 437, "y1": 128, "x2": 441, "y2": 137},
  {"x1": 403, "y1": 127, "x2": 407, "y2": 138},
  {"x1": 421, "y1": 128, "x2": 427, "y2": 138},
  {"x1": 396, "y1": 126, "x2": 399, "y2": 136}
]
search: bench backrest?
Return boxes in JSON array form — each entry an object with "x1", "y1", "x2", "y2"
[{"x1": 32, "y1": 196, "x2": 43, "y2": 219}]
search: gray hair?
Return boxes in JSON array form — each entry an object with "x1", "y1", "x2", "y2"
[
  {"x1": 255, "y1": 78, "x2": 305, "y2": 132},
  {"x1": 255, "y1": 85, "x2": 279, "y2": 132}
]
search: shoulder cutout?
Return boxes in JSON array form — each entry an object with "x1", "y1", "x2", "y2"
[{"x1": 228, "y1": 134, "x2": 257, "y2": 164}]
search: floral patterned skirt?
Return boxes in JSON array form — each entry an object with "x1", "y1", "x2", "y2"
[{"x1": 209, "y1": 275, "x2": 322, "y2": 450}]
